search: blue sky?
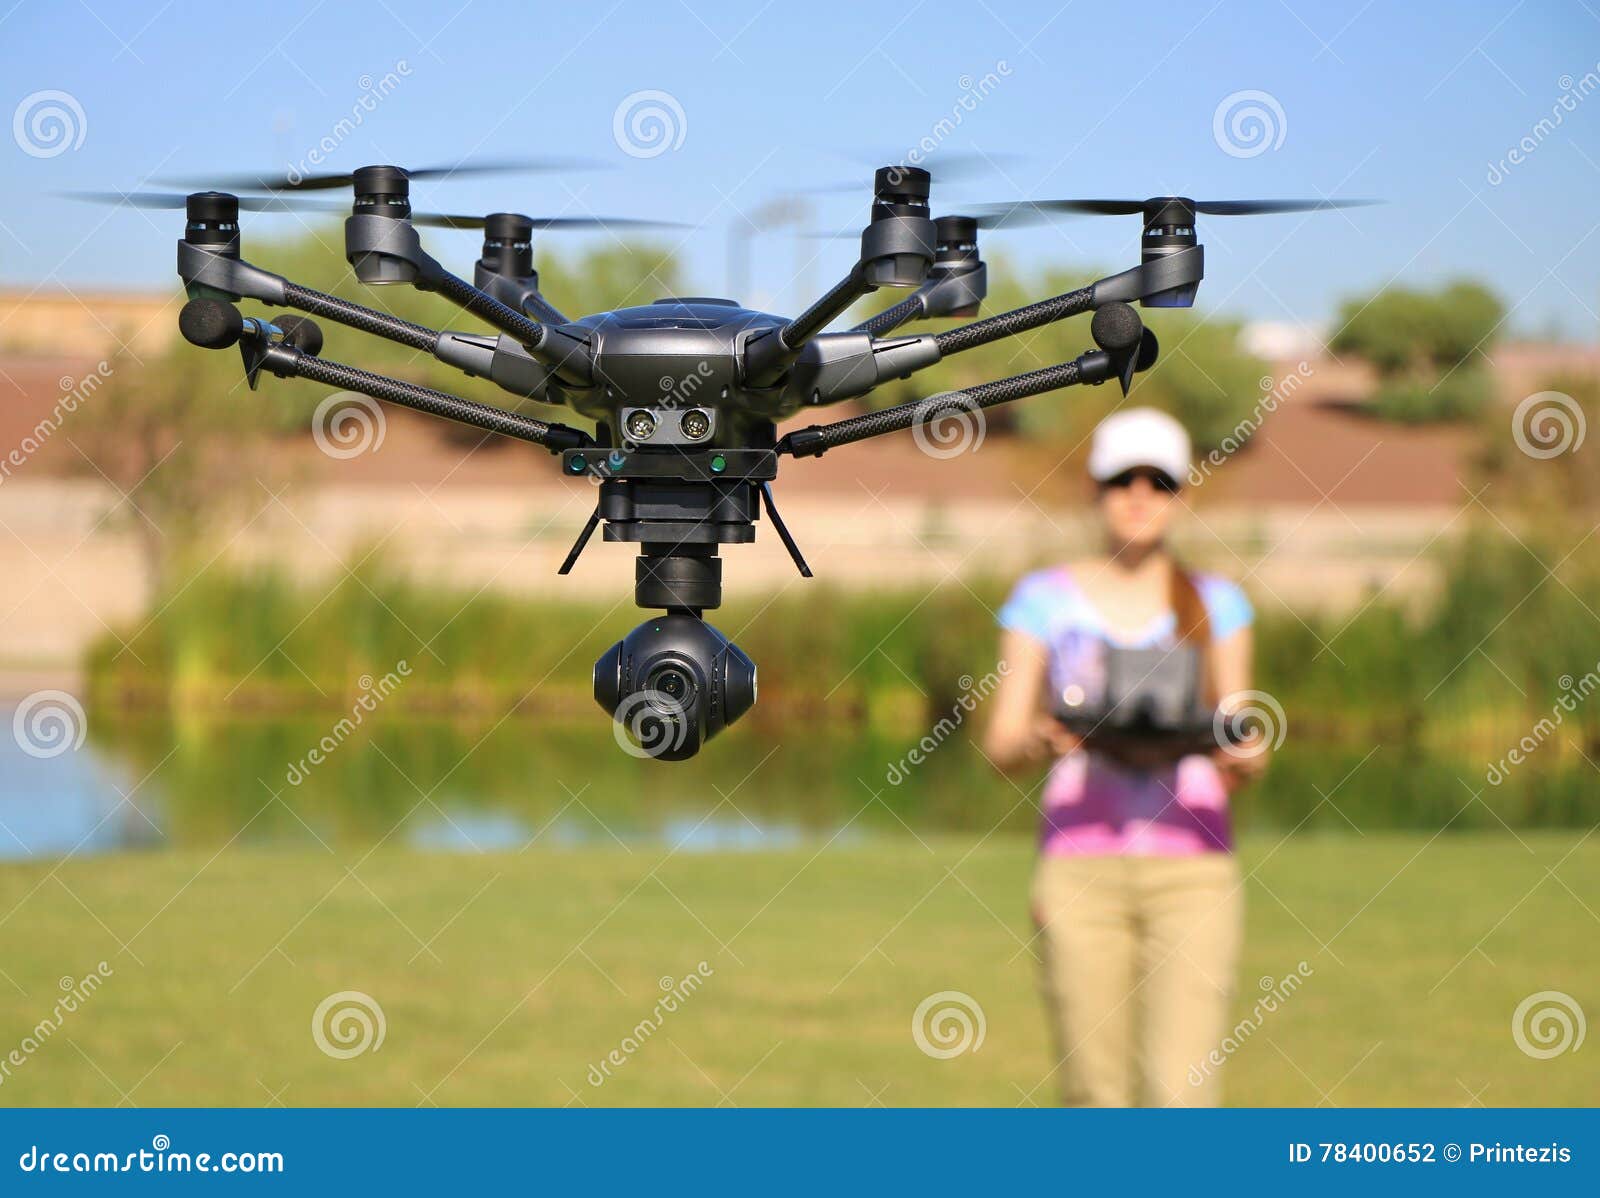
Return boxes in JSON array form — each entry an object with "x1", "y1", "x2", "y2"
[{"x1": 2, "y1": 0, "x2": 1596, "y2": 335}]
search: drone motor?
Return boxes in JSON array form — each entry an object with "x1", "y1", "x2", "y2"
[
  {"x1": 861, "y1": 166, "x2": 936, "y2": 288},
  {"x1": 479, "y1": 212, "x2": 536, "y2": 279},
  {"x1": 1139, "y1": 198, "x2": 1200, "y2": 308}
]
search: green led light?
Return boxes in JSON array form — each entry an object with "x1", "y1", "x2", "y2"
[
  {"x1": 709, "y1": 454, "x2": 727, "y2": 473},
  {"x1": 568, "y1": 454, "x2": 587, "y2": 473}
]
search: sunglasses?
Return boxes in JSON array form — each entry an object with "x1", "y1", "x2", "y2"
[{"x1": 1101, "y1": 468, "x2": 1181, "y2": 494}]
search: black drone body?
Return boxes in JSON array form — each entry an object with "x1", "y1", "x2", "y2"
[{"x1": 88, "y1": 159, "x2": 1367, "y2": 758}]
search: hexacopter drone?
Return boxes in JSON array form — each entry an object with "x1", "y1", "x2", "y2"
[{"x1": 84, "y1": 159, "x2": 1368, "y2": 758}]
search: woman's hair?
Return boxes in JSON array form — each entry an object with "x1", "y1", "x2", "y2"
[
  {"x1": 1169, "y1": 562, "x2": 1211, "y2": 646},
  {"x1": 1170, "y1": 562, "x2": 1216, "y2": 704}
]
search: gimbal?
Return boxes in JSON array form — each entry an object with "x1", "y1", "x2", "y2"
[{"x1": 141, "y1": 160, "x2": 1357, "y2": 758}]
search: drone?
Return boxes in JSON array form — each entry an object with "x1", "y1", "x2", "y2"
[{"x1": 80, "y1": 159, "x2": 1370, "y2": 759}]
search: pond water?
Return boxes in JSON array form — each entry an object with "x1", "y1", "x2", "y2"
[{"x1": 0, "y1": 703, "x2": 1580, "y2": 861}]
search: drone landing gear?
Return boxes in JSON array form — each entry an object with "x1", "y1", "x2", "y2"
[
  {"x1": 556, "y1": 471, "x2": 810, "y2": 582},
  {"x1": 558, "y1": 508, "x2": 601, "y2": 575},
  {"x1": 759, "y1": 482, "x2": 812, "y2": 578}
]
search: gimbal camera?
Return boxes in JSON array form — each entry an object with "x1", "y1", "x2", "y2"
[{"x1": 82, "y1": 159, "x2": 1369, "y2": 758}]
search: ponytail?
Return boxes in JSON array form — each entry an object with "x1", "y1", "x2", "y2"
[
  {"x1": 1169, "y1": 560, "x2": 1210, "y2": 645},
  {"x1": 1169, "y1": 560, "x2": 1216, "y2": 704}
]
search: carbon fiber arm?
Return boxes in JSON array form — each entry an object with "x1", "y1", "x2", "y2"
[
  {"x1": 781, "y1": 267, "x2": 875, "y2": 349},
  {"x1": 852, "y1": 293, "x2": 926, "y2": 337},
  {"x1": 427, "y1": 269, "x2": 548, "y2": 348},
  {"x1": 933, "y1": 286, "x2": 1095, "y2": 356},
  {"x1": 257, "y1": 343, "x2": 590, "y2": 452},
  {"x1": 424, "y1": 266, "x2": 594, "y2": 384},
  {"x1": 280, "y1": 281, "x2": 440, "y2": 352},
  {"x1": 522, "y1": 291, "x2": 569, "y2": 325},
  {"x1": 746, "y1": 266, "x2": 877, "y2": 387},
  {"x1": 777, "y1": 351, "x2": 1113, "y2": 458}
]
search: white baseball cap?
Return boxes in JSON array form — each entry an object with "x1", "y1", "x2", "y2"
[{"x1": 1086, "y1": 407, "x2": 1191, "y2": 486}]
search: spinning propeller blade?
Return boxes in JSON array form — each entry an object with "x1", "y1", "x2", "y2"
[
  {"x1": 407, "y1": 212, "x2": 687, "y2": 232},
  {"x1": 803, "y1": 150, "x2": 1026, "y2": 194},
  {"x1": 970, "y1": 196, "x2": 1380, "y2": 228},
  {"x1": 158, "y1": 155, "x2": 605, "y2": 193},
  {"x1": 66, "y1": 192, "x2": 679, "y2": 234},
  {"x1": 64, "y1": 190, "x2": 344, "y2": 215}
]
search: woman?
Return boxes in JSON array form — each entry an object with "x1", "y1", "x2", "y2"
[{"x1": 982, "y1": 406, "x2": 1266, "y2": 1107}]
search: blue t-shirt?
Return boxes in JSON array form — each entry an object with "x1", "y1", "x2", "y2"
[{"x1": 998, "y1": 565, "x2": 1252, "y2": 650}]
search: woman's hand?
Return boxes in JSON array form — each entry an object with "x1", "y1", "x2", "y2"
[
  {"x1": 1033, "y1": 714, "x2": 1082, "y2": 760},
  {"x1": 1207, "y1": 624, "x2": 1269, "y2": 792},
  {"x1": 1211, "y1": 735, "x2": 1271, "y2": 791},
  {"x1": 983, "y1": 632, "x2": 1080, "y2": 775}
]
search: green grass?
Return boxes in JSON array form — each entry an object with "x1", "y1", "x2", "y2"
[{"x1": 0, "y1": 832, "x2": 1594, "y2": 1107}]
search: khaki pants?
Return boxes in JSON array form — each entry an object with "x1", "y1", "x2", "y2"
[{"x1": 1031, "y1": 852, "x2": 1243, "y2": 1107}]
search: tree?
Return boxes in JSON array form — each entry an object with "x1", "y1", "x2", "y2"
[
  {"x1": 1330, "y1": 279, "x2": 1504, "y2": 423},
  {"x1": 68, "y1": 337, "x2": 279, "y2": 594}
]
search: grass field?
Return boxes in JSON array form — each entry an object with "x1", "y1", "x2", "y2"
[{"x1": 0, "y1": 832, "x2": 1594, "y2": 1107}]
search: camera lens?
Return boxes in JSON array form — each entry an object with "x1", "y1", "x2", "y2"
[{"x1": 650, "y1": 664, "x2": 693, "y2": 704}]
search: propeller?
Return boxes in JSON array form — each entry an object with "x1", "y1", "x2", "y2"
[
  {"x1": 803, "y1": 150, "x2": 1027, "y2": 194},
  {"x1": 407, "y1": 212, "x2": 686, "y2": 232},
  {"x1": 156, "y1": 155, "x2": 605, "y2": 194},
  {"x1": 65, "y1": 190, "x2": 343, "y2": 215},
  {"x1": 970, "y1": 196, "x2": 1380, "y2": 228},
  {"x1": 66, "y1": 191, "x2": 681, "y2": 235}
]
